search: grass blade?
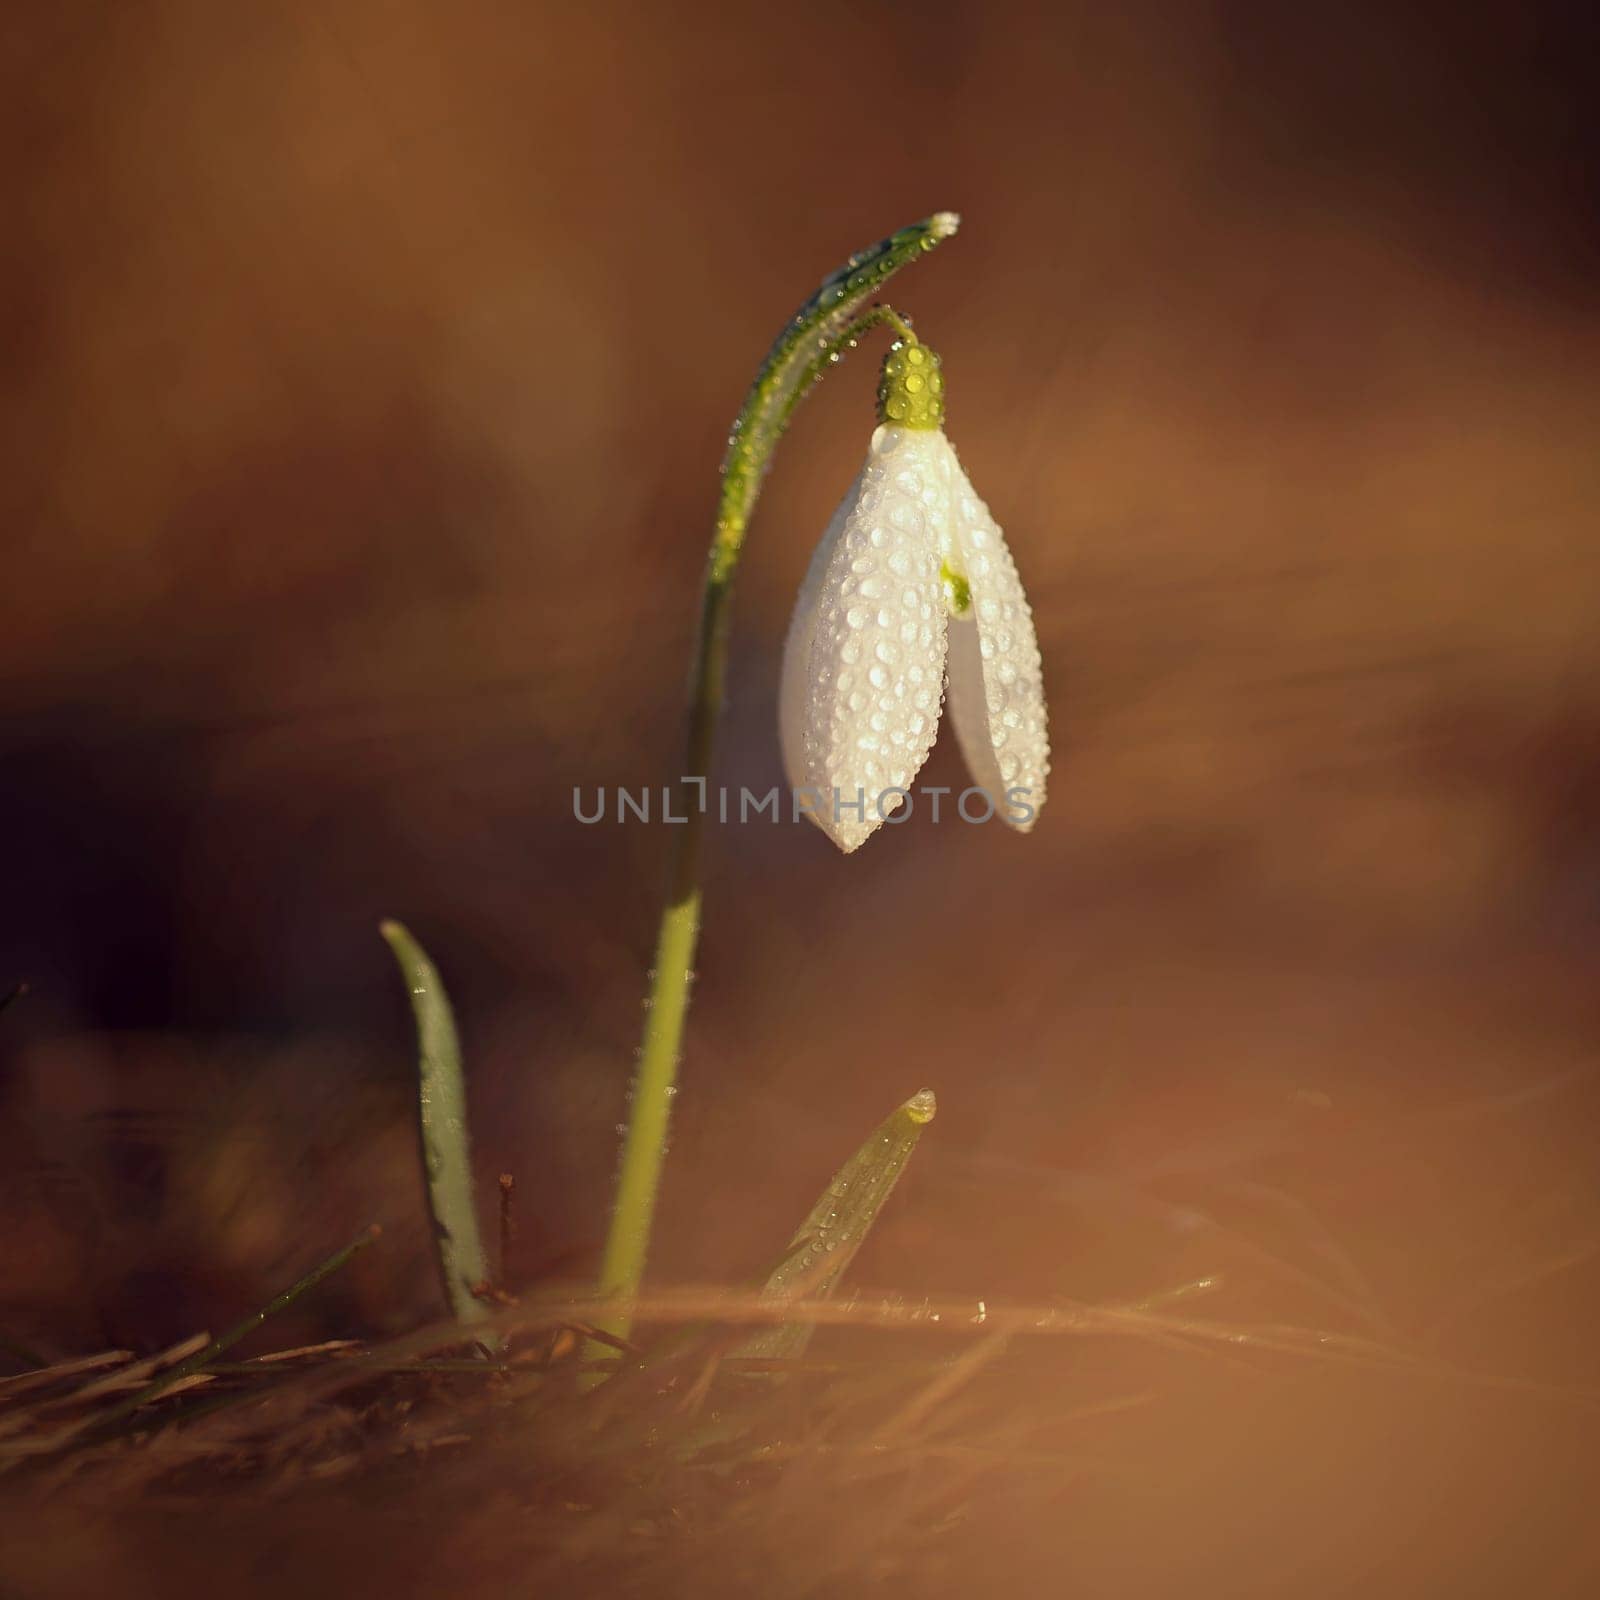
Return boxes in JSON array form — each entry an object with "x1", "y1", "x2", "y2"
[
  {"x1": 380, "y1": 920, "x2": 493, "y2": 1332},
  {"x1": 77, "y1": 1226, "x2": 381, "y2": 1442},
  {"x1": 740, "y1": 1088, "x2": 937, "y2": 1361}
]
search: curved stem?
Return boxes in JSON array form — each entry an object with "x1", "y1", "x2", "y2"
[
  {"x1": 593, "y1": 214, "x2": 960, "y2": 1345},
  {"x1": 860, "y1": 305, "x2": 920, "y2": 347}
]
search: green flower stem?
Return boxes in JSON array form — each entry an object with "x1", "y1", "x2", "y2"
[
  {"x1": 593, "y1": 577, "x2": 723, "y2": 1309},
  {"x1": 593, "y1": 214, "x2": 961, "y2": 1348}
]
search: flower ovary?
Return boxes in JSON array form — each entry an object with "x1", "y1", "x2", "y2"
[{"x1": 877, "y1": 340, "x2": 946, "y2": 430}]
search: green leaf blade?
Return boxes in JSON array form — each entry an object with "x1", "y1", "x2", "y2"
[
  {"x1": 380, "y1": 920, "x2": 492, "y2": 1331},
  {"x1": 742, "y1": 1087, "x2": 937, "y2": 1361}
]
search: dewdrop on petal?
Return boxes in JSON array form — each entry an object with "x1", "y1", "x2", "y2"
[{"x1": 779, "y1": 336, "x2": 1050, "y2": 851}]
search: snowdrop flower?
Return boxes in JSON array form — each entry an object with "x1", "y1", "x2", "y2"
[{"x1": 780, "y1": 339, "x2": 1050, "y2": 851}]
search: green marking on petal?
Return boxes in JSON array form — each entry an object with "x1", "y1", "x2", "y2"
[{"x1": 940, "y1": 559, "x2": 971, "y2": 616}]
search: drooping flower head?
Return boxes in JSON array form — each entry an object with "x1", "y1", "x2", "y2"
[{"x1": 779, "y1": 336, "x2": 1050, "y2": 851}]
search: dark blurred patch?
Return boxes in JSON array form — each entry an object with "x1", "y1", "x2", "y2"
[
  {"x1": 1214, "y1": 1, "x2": 1600, "y2": 297},
  {"x1": 0, "y1": 716, "x2": 196, "y2": 1025}
]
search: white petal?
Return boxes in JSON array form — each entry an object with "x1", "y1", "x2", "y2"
[
  {"x1": 779, "y1": 473, "x2": 856, "y2": 791},
  {"x1": 939, "y1": 436, "x2": 1050, "y2": 830},
  {"x1": 778, "y1": 425, "x2": 952, "y2": 851}
]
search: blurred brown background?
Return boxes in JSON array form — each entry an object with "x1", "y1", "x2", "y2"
[{"x1": 2, "y1": 0, "x2": 1599, "y2": 1580}]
